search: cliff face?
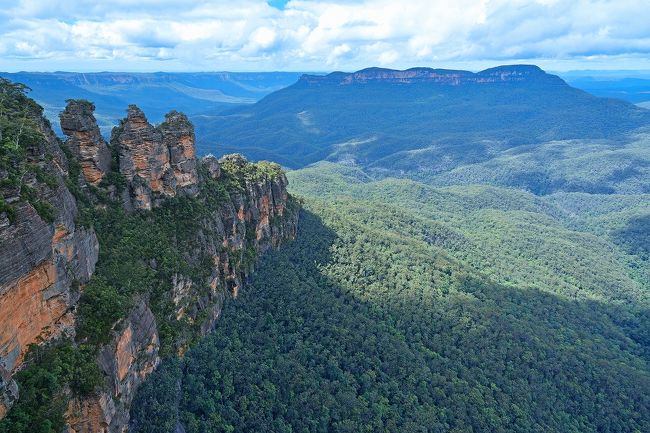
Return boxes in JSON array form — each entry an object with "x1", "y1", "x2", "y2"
[
  {"x1": 63, "y1": 153, "x2": 297, "y2": 433},
  {"x1": 66, "y1": 301, "x2": 160, "y2": 433},
  {"x1": 174, "y1": 155, "x2": 297, "y2": 332},
  {"x1": 0, "y1": 89, "x2": 298, "y2": 432},
  {"x1": 298, "y1": 65, "x2": 562, "y2": 86},
  {"x1": 160, "y1": 111, "x2": 199, "y2": 194},
  {"x1": 0, "y1": 92, "x2": 99, "y2": 417}
]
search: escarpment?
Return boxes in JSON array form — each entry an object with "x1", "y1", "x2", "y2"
[
  {"x1": 298, "y1": 65, "x2": 559, "y2": 86},
  {"x1": 66, "y1": 300, "x2": 160, "y2": 433},
  {"x1": 0, "y1": 85, "x2": 99, "y2": 418},
  {"x1": 0, "y1": 85, "x2": 299, "y2": 432},
  {"x1": 65, "y1": 150, "x2": 298, "y2": 433}
]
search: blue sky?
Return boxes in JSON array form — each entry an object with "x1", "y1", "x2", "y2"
[
  {"x1": 267, "y1": 0, "x2": 290, "y2": 9},
  {"x1": 1, "y1": 0, "x2": 649, "y2": 72}
]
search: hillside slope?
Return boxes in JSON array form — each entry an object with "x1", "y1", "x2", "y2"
[
  {"x1": 195, "y1": 65, "x2": 650, "y2": 172},
  {"x1": 130, "y1": 163, "x2": 650, "y2": 432}
]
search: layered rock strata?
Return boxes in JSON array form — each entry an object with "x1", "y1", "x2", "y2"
[
  {"x1": 299, "y1": 65, "x2": 560, "y2": 86},
  {"x1": 65, "y1": 301, "x2": 160, "y2": 433},
  {"x1": 60, "y1": 100, "x2": 111, "y2": 185},
  {"x1": 66, "y1": 153, "x2": 297, "y2": 432},
  {"x1": 0, "y1": 102, "x2": 99, "y2": 417},
  {"x1": 0, "y1": 96, "x2": 298, "y2": 432},
  {"x1": 172, "y1": 155, "x2": 297, "y2": 334},
  {"x1": 113, "y1": 106, "x2": 199, "y2": 210}
]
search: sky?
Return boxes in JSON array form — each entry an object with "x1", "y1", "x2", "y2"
[{"x1": 1, "y1": 0, "x2": 650, "y2": 72}]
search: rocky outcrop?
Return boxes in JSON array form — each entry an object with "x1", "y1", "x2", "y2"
[
  {"x1": 170, "y1": 155, "x2": 298, "y2": 335},
  {"x1": 113, "y1": 106, "x2": 199, "y2": 210},
  {"x1": 0, "y1": 99, "x2": 100, "y2": 417},
  {"x1": 0, "y1": 90, "x2": 298, "y2": 431},
  {"x1": 67, "y1": 111, "x2": 295, "y2": 431},
  {"x1": 61, "y1": 145, "x2": 297, "y2": 433},
  {"x1": 0, "y1": 368, "x2": 17, "y2": 419},
  {"x1": 66, "y1": 300, "x2": 159, "y2": 433},
  {"x1": 299, "y1": 65, "x2": 562, "y2": 86},
  {"x1": 60, "y1": 100, "x2": 111, "y2": 185},
  {"x1": 0, "y1": 194, "x2": 98, "y2": 376},
  {"x1": 202, "y1": 155, "x2": 221, "y2": 179},
  {"x1": 160, "y1": 111, "x2": 199, "y2": 196}
]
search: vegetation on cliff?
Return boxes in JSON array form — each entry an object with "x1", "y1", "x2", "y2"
[
  {"x1": 0, "y1": 83, "x2": 298, "y2": 432},
  {"x1": 1, "y1": 163, "x2": 295, "y2": 432},
  {"x1": 4, "y1": 68, "x2": 650, "y2": 432},
  {"x1": 0, "y1": 78, "x2": 58, "y2": 222},
  {"x1": 0, "y1": 342, "x2": 102, "y2": 433}
]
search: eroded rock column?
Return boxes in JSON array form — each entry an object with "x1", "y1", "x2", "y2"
[{"x1": 60, "y1": 100, "x2": 111, "y2": 185}]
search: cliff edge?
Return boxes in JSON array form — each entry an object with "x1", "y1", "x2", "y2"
[{"x1": 0, "y1": 81, "x2": 299, "y2": 433}]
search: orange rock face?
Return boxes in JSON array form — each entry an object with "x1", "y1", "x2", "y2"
[
  {"x1": 114, "y1": 106, "x2": 199, "y2": 210},
  {"x1": 0, "y1": 217, "x2": 91, "y2": 378},
  {"x1": 1, "y1": 194, "x2": 98, "y2": 419},
  {"x1": 60, "y1": 100, "x2": 111, "y2": 185},
  {"x1": 117, "y1": 106, "x2": 170, "y2": 191},
  {"x1": 76, "y1": 133, "x2": 108, "y2": 184},
  {"x1": 0, "y1": 261, "x2": 64, "y2": 372},
  {"x1": 115, "y1": 326, "x2": 135, "y2": 383},
  {"x1": 65, "y1": 393, "x2": 113, "y2": 433},
  {"x1": 68, "y1": 300, "x2": 160, "y2": 431},
  {"x1": 256, "y1": 195, "x2": 271, "y2": 241}
]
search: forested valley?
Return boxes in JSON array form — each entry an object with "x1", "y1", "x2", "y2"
[{"x1": 131, "y1": 164, "x2": 650, "y2": 433}]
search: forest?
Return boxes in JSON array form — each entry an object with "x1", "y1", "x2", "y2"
[
  {"x1": 130, "y1": 164, "x2": 650, "y2": 433},
  {"x1": 3, "y1": 2, "x2": 650, "y2": 432}
]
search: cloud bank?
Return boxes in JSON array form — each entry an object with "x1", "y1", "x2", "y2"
[{"x1": 1, "y1": 0, "x2": 649, "y2": 71}]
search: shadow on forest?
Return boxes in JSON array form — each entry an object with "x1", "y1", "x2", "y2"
[
  {"x1": 130, "y1": 208, "x2": 650, "y2": 433},
  {"x1": 612, "y1": 214, "x2": 650, "y2": 259}
]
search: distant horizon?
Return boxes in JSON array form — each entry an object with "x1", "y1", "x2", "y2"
[{"x1": 4, "y1": 66, "x2": 650, "y2": 79}]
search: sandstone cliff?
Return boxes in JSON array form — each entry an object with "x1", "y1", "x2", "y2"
[
  {"x1": 298, "y1": 65, "x2": 560, "y2": 86},
  {"x1": 63, "y1": 149, "x2": 297, "y2": 433},
  {"x1": 66, "y1": 300, "x2": 160, "y2": 433},
  {"x1": 0, "y1": 88, "x2": 99, "y2": 417},
  {"x1": 0, "y1": 88, "x2": 298, "y2": 433}
]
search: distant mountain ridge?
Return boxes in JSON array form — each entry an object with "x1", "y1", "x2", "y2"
[
  {"x1": 298, "y1": 65, "x2": 557, "y2": 86},
  {"x1": 0, "y1": 71, "x2": 304, "y2": 135},
  {"x1": 194, "y1": 64, "x2": 650, "y2": 175},
  {"x1": 562, "y1": 71, "x2": 650, "y2": 105}
]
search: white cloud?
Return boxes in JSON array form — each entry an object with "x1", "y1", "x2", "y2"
[
  {"x1": 378, "y1": 50, "x2": 399, "y2": 65},
  {"x1": 326, "y1": 43, "x2": 352, "y2": 64},
  {"x1": 0, "y1": 0, "x2": 649, "y2": 71}
]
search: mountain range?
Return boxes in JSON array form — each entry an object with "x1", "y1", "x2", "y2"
[
  {"x1": 194, "y1": 65, "x2": 650, "y2": 184},
  {"x1": 0, "y1": 71, "x2": 303, "y2": 136},
  {"x1": 563, "y1": 72, "x2": 650, "y2": 107},
  {"x1": 128, "y1": 65, "x2": 650, "y2": 433}
]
